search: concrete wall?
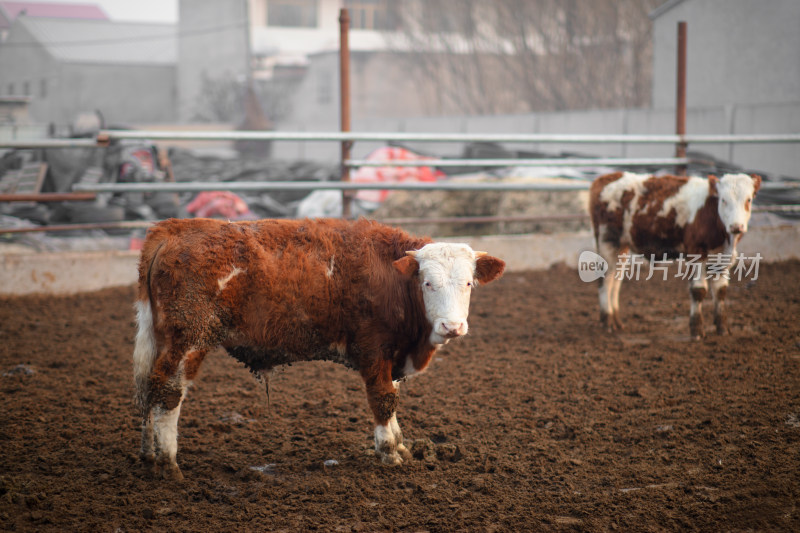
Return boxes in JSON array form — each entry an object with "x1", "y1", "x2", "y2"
[
  {"x1": 58, "y1": 63, "x2": 177, "y2": 126},
  {"x1": 651, "y1": 0, "x2": 800, "y2": 109},
  {"x1": 273, "y1": 101, "x2": 800, "y2": 179},
  {"x1": 177, "y1": 0, "x2": 250, "y2": 122},
  {"x1": 2, "y1": 224, "x2": 798, "y2": 296}
]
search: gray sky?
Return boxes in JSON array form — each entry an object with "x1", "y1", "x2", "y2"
[{"x1": 26, "y1": 0, "x2": 178, "y2": 23}]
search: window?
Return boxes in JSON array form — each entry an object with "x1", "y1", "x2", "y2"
[
  {"x1": 267, "y1": 0, "x2": 318, "y2": 28},
  {"x1": 344, "y1": 0, "x2": 398, "y2": 30},
  {"x1": 40, "y1": 79, "x2": 47, "y2": 99},
  {"x1": 23, "y1": 81, "x2": 30, "y2": 95},
  {"x1": 7, "y1": 83, "x2": 13, "y2": 95}
]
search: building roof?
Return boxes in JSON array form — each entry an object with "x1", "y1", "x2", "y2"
[
  {"x1": 15, "y1": 16, "x2": 176, "y2": 65},
  {"x1": 0, "y1": 1, "x2": 107, "y2": 28},
  {"x1": 649, "y1": 0, "x2": 687, "y2": 20}
]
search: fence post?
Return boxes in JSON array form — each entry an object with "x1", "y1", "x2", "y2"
[
  {"x1": 339, "y1": 8, "x2": 352, "y2": 218},
  {"x1": 675, "y1": 21, "x2": 687, "y2": 175}
]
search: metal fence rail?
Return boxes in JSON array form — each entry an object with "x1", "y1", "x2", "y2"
[
  {"x1": 345, "y1": 157, "x2": 689, "y2": 168},
  {"x1": 71, "y1": 179, "x2": 797, "y2": 194},
  {"x1": 73, "y1": 181, "x2": 593, "y2": 193},
  {"x1": 93, "y1": 130, "x2": 800, "y2": 145},
  {"x1": 0, "y1": 138, "x2": 99, "y2": 149}
]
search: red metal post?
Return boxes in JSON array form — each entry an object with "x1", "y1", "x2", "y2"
[
  {"x1": 675, "y1": 21, "x2": 687, "y2": 175},
  {"x1": 339, "y1": 8, "x2": 352, "y2": 218}
]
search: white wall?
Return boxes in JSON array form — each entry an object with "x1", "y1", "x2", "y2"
[{"x1": 651, "y1": 0, "x2": 800, "y2": 108}]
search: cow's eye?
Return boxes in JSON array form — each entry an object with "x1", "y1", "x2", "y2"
[
  {"x1": 424, "y1": 281, "x2": 433, "y2": 289},
  {"x1": 466, "y1": 281, "x2": 473, "y2": 287}
]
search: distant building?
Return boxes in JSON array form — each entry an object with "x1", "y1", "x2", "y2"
[
  {"x1": 177, "y1": 0, "x2": 400, "y2": 123},
  {"x1": 0, "y1": 95, "x2": 30, "y2": 124},
  {"x1": 0, "y1": 0, "x2": 108, "y2": 41},
  {"x1": 246, "y1": 0, "x2": 431, "y2": 123},
  {"x1": 650, "y1": 0, "x2": 800, "y2": 108},
  {"x1": 0, "y1": 16, "x2": 177, "y2": 126},
  {"x1": 237, "y1": 1, "x2": 657, "y2": 126}
]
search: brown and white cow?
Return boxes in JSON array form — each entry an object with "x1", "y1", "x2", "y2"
[
  {"x1": 589, "y1": 171, "x2": 761, "y2": 339},
  {"x1": 133, "y1": 217, "x2": 505, "y2": 480}
]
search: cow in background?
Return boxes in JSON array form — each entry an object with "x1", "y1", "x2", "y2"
[
  {"x1": 133, "y1": 217, "x2": 505, "y2": 480},
  {"x1": 589, "y1": 172, "x2": 761, "y2": 339}
]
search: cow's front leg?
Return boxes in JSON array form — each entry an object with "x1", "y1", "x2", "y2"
[
  {"x1": 390, "y1": 383, "x2": 412, "y2": 462},
  {"x1": 689, "y1": 266, "x2": 708, "y2": 340},
  {"x1": 710, "y1": 248, "x2": 736, "y2": 335},
  {"x1": 362, "y1": 362, "x2": 405, "y2": 466},
  {"x1": 710, "y1": 277, "x2": 730, "y2": 334}
]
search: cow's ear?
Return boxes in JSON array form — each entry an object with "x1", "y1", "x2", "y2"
[
  {"x1": 750, "y1": 173, "x2": 762, "y2": 195},
  {"x1": 475, "y1": 255, "x2": 505, "y2": 285},
  {"x1": 707, "y1": 175, "x2": 719, "y2": 197},
  {"x1": 393, "y1": 255, "x2": 419, "y2": 277}
]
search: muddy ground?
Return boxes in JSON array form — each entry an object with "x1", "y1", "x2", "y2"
[{"x1": 1, "y1": 260, "x2": 799, "y2": 532}]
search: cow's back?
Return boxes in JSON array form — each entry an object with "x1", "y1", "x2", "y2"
[{"x1": 590, "y1": 173, "x2": 701, "y2": 252}]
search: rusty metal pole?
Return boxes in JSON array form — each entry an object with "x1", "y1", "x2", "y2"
[
  {"x1": 675, "y1": 21, "x2": 687, "y2": 175},
  {"x1": 339, "y1": 8, "x2": 352, "y2": 218}
]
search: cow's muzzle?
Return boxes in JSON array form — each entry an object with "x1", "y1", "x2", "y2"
[
  {"x1": 437, "y1": 321, "x2": 468, "y2": 339},
  {"x1": 729, "y1": 224, "x2": 746, "y2": 235}
]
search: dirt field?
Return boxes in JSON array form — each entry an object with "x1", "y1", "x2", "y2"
[{"x1": 1, "y1": 259, "x2": 799, "y2": 532}]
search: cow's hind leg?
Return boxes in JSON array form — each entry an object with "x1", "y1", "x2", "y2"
[
  {"x1": 609, "y1": 249, "x2": 626, "y2": 331},
  {"x1": 596, "y1": 240, "x2": 624, "y2": 331},
  {"x1": 149, "y1": 348, "x2": 208, "y2": 481},
  {"x1": 140, "y1": 411, "x2": 155, "y2": 465},
  {"x1": 133, "y1": 299, "x2": 158, "y2": 465}
]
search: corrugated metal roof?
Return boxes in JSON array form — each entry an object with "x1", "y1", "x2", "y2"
[
  {"x1": 0, "y1": 1, "x2": 108, "y2": 21},
  {"x1": 18, "y1": 16, "x2": 176, "y2": 65}
]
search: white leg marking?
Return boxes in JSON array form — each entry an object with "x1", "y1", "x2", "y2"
[
  {"x1": 610, "y1": 272, "x2": 623, "y2": 316},
  {"x1": 390, "y1": 413, "x2": 411, "y2": 460},
  {"x1": 153, "y1": 399, "x2": 184, "y2": 465},
  {"x1": 596, "y1": 240, "x2": 619, "y2": 319},
  {"x1": 374, "y1": 422, "x2": 403, "y2": 465},
  {"x1": 388, "y1": 413, "x2": 402, "y2": 442},
  {"x1": 689, "y1": 265, "x2": 708, "y2": 317}
]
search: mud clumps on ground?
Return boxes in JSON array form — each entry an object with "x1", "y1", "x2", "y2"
[{"x1": 1, "y1": 261, "x2": 799, "y2": 531}]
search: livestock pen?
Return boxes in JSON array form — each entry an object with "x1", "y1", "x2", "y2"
[{"x1": 2, "y1": 129, "x2": 800, "y2": 532}]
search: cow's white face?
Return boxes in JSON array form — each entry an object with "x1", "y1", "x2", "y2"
[
  {"x1": 716, "y1": 173, "x2": 760, "y2": 236},
  {"x1": 394, "y1": 242, "x2": 505, "y2": 345}
]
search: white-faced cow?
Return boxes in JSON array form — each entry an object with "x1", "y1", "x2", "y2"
[
  {"x1": 133, "y1": 217, "x2": 505, "y2": 480},
  {"x1": 589, "y1": 172, "x2": 761, "y2": 339}
]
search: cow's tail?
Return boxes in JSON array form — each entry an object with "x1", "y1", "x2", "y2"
[{"x1": 133, "y1": 239, "x2": 165, "y2": 414}]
